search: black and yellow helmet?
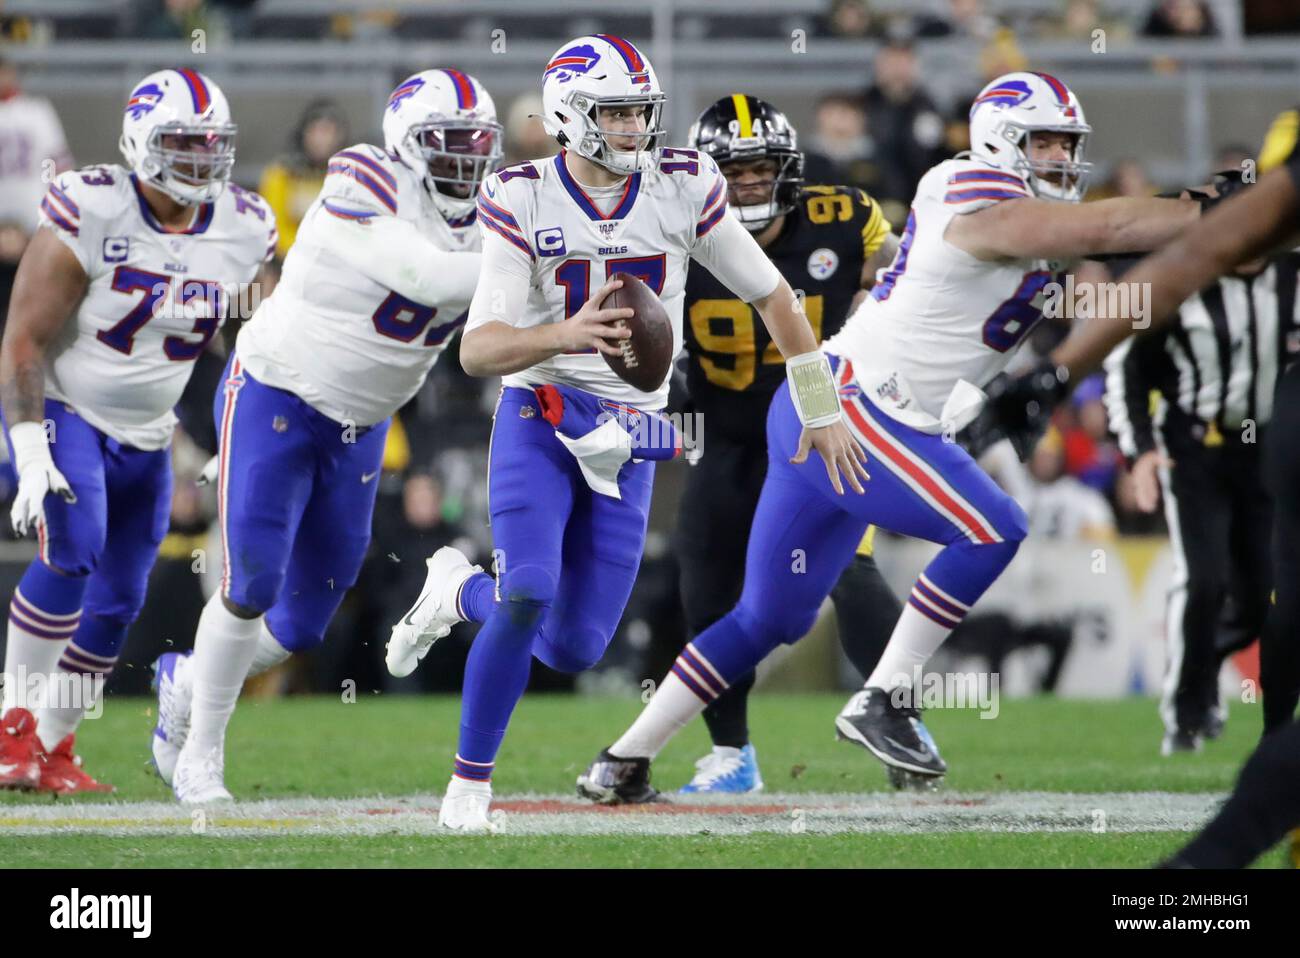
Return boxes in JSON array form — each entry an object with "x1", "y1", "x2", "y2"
[{"x1": 688, "y1": 94, "x2": 804, "y2": 232}]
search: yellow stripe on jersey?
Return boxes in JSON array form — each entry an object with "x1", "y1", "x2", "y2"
[
  {"x1": 1259, "y1": 108, "x2": 1300, "y2": 175},
  {"x1": 856, "y1": 189, "x2": 891, "y2": 259},
  {"x1": 731, "y1": 94, "x2": 753, "y2": 136},
  {"x1": 856, "y1": 525, "x2": 877, "y2": 557}
]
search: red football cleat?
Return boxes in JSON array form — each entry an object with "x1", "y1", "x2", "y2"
[
  {"x1": 0, "y1": 707, "x2": 41, "y2": 790},
  {"x1": 37, "y1": 734, "x2": 114, "y2": 795}
]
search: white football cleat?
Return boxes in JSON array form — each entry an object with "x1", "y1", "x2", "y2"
[
  {"x1": 150, "y1": 651, "x2": 193, "y2": 785},
  {"x1": 386, "y1": 546, "x2": 482, "y2": 678},
  {"x1": 439, "y1": 776, "x2": 497, "y2": 833},
  {"x1": 172, "y1": 742, "x2": 232, "y2": 805}
]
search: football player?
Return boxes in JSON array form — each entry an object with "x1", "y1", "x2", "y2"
[
  {"x1": 154, "y1": 70, "x2": 499, "y2": 803},
  {"x1": 0, "y1": 69, "x2": 275, "y2": 793},
  {"x1": 979, "y1": 107, "x2": 1300, "y2": 868},
  {"x1": 669, "y1": 94, "x2": 902, "y2": 792},
  {"x1": 575, "y1": 71, "x2": 1203, "y2": 800},
  {"x1": 388, "y1": 35, "x2": 865, "y2": 830}
]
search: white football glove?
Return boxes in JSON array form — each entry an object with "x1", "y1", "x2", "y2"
[
  {"x1": 8, "y1": 421, "x2": 76, "y2": 538},
  {"x1": 195, "y1": 454, "x2": 219, "y2": 487}
]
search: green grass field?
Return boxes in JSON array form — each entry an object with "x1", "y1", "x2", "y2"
[{"x1": 0, "y1": 693, "x2": 1282, "y2": 868}]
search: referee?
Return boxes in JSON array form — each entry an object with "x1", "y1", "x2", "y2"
[{"x1": 1104, "y1": 251, "x2": 1300, "y2": 754}]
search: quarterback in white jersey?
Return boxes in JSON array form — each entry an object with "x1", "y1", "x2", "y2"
[
  {"x1": 0, "y1": 69, "x2": 272, "y2": 793},
  {"x1": 162, "y1": 70, "x2": 496, "y2": 804},
  {"x1": 389, "y1": 34, "x2": 866, "y2": 831},
  {"x1": 574, "y1": 72, "x2": 1207, "y2": 802}
]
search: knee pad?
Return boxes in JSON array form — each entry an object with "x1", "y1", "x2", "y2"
[
  {"x1": 44, "y1": 525, "x2": 105, "y2": 579},
  {"x1": 733, "y1": 601, "x2": 813, "y2": 655},
  {"x1": 499, "y1": 563, "x2": 557, "y2": 618},
  {"x1": 226, "y1": 568, "x2": 283, "y2": 618},
  {"x1": 536, "y1": 624, "x2": 607, "y2": 673},
  {"x1": 997, "y1": 498, "x2": 1030, "y2": 545}
]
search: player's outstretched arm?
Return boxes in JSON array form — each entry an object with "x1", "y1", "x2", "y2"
[
  {"x1": 0, "y1": 227, "x2": 86, "y2": 533},
  {"x1": 460, "y1": 278, "x2": 633, "y2": 377},
  {"x1": 751, "y1": 277, "x2": 869, "y2": 495},
  {"x1": 1050, "y1": 165, "x2": 1300, "y2": 379},
  {"x1": 947, "y1": 193, "x2": 1200, "y2": 262}
]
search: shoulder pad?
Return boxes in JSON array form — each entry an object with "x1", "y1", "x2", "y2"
[
  {"x1": 930, "y1": 159, "x2": 1031, "y2": 214},
  {"x1": 326, "y1": 144, "x2": 402, "y2": 215},
  {"x1": 40, "y1": 165, "x2": 130, "y2": 237}
]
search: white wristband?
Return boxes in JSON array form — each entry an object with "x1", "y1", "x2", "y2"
[
  {"x1": 786, "y1": 350, "x2": 842, "y2": 428},
  {"x1": 8, "y1": 421, "x2": 53, "y2": 474}
]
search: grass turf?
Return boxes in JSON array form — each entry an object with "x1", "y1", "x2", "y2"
[{"x1": 1, "y1": 693, "x2": 1269, "y2": 867}]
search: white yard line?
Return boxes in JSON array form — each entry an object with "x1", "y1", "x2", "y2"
[{"x1": 0, "y1": 791, "x2": 1224, "y2": 837}]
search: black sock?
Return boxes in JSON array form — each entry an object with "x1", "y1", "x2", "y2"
[
  {"x1": 702, "y1": 670, "x2": 756, "y2": 749},
  {"x1": 830, "y1": 554, "x2": 903, "y2": 679}
]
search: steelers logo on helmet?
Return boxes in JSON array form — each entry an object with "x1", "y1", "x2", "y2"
[
  {"x1": 689, "y1": 94, "x2": 805, "y2": 233},
  {"x1": 540, "y1": 34, "x2": 666, "y2": 176},
  {"x1": 967, "y1": 71, "x2": 1092, "y2": 203},
  {"x1": 118, "y1": 68, "x2": 237, "y2": 206}
]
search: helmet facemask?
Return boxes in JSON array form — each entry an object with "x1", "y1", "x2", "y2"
[
  {"x1": 562, "y1": 90, "x2": 666, "y2": 175},
  {"x1": 722, "y1": 154, "x2": 803, "y2": 232},
  {"x1": 142, "y1": 122, "x2": 237, "y2": 205},
  {"x1": 407, "y1": 119, "x2": 503, "y2": 215},
  {"x1": 1005, "y1": 124, "x2": 1092, "y2": 203}
]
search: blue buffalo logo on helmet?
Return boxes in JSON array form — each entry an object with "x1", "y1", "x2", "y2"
[
  {"x1": 543, "y1": 43, "x2": 602, "y2": 83},
  {"x1": 388, "y1": 76, "x2": 426, "y2": 113},
  {"x1": 125, "y1": 83, "x2": 165, "y2": 121}
]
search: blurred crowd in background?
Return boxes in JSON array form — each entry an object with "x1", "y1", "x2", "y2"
[{"x1": 0, "y1": 0, "x2": 1294, "y2": 695}]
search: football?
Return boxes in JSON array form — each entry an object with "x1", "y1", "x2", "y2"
[{"x1": 602, "y1": 272, "x2": 674, "y2": 393}]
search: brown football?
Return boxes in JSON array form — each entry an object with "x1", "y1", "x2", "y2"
[{"x1": 602, "y1": 272, "x2": 674, "y2": 393}]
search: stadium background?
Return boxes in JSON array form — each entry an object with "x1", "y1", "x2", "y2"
[{"x1": 0, "y1": 0, "x2": 1295, "y2": 706}]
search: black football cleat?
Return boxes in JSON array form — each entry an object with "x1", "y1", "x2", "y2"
[
  {"x1": 1161, "y1": 727, "x2": 1203, "y2": 756},
  {"x1": 576, "y1": 748, "x2": 662, "y2": 805},
  {"x1": 1202, "y1": 708, "x2": 1226, "y2": 741},
  {"x1": 835, "y1": 687, "x2": 948, "y2": 785}
]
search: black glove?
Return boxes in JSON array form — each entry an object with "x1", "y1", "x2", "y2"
[
  {"x1": 962, "y1": 358, "x2": 1071, "y2": 461},
  {"x1": 1185, "y1": 168, "x2": 1253, "y2": 214}
]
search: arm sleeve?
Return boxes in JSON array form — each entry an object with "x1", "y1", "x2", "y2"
[
  {"x1": 691, "y1": 211, "x2": 782, "y2": 304},
  {"x1": 311, "y1": 206, "x2": 482, "y2": 306},
  {"x1": 1102, "y1": 338, "x2": 1157, "y2": 462},
  {"x1": 465, "y1": 221, "x2": 533, "y2": 332}
]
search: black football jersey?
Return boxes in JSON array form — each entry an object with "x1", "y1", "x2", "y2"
[{"x1": 683, "y1": 184, "x2": 890, "y2": 442}]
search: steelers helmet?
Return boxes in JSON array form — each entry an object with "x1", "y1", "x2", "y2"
[{"x1": 688, "y1": 94, "x2": 803, "y2": 232}]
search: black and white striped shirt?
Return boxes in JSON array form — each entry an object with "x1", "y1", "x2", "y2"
[{"x1": 1104, "y1": 254, "x2": 1300, "y2": 459}]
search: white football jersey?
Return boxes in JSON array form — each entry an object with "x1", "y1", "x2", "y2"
[
  {"x1": 37, "y1": 164, "x2": 275, "y2": 450},
  {"x1": 826, "y1": 157, "x2": 1064, "y2": 432},
  {"x1": 0, "y1": 93, "x2": 72, "y2": 231},
  {"x1": 237, "y1": 143, "x2": 479, "y2": 427},
  {"x1": 466, "y1": 149, "x2": 780, "y2": 410}
]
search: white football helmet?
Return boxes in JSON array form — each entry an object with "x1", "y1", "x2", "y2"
[
  {"x1": 540, "y1": 34, "x2": 665, "y2": 176},
  {"x1": 119, "y1": 69, "x2": 236, "y2": 206},
  {"x1": 968, "y1": 71, "x2": 1092, "y2": 202},
  {"x1": 382, "y1": 69, "x2": 503, "y2": 221}
]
